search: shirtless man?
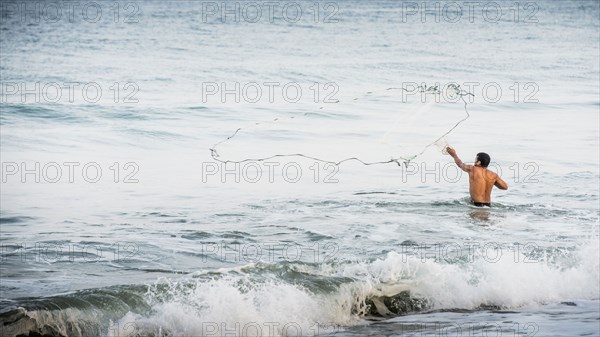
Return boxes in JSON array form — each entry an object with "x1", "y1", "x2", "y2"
[{"x1": 447, "y1": 147, "x2": 508, "y2": 207}]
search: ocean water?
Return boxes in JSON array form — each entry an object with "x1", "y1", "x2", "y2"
[{"x1": 0, "y1": 0, "x2": 599, "y2": 336}]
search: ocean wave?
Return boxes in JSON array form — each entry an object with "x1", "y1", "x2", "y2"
[{"x1": 3, "y1": 240, "x2": 597, "y2": 336}]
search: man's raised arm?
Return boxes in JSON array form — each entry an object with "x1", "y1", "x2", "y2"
[{"x1": 447, "y1": 147, "x2": 471, "y2": 172}]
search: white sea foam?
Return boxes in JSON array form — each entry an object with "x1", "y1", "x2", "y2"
[{"x1": 116, "y1": 240, "x2": 599, "y2": 336}]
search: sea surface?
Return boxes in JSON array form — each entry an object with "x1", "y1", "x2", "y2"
[{"x1": 1, "y1": 0, "x2": 599, "y2": 336}]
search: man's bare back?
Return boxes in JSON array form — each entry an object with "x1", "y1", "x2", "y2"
[{"x1": 447, "y1": 147, "x2": 508, "y2": 205}]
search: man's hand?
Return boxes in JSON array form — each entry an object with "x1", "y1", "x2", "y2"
[{"x1": 446, "y1": 147, "x2": 457, "y2": 157}]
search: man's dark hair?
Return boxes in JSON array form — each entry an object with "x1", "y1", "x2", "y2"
[{"x1": 476, "y1": 152, "x2": 491, "y2": 167}]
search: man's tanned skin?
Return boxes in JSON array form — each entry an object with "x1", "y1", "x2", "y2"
[{"x1": 447, "y1": 147, "x2": 508, "y2": 205}]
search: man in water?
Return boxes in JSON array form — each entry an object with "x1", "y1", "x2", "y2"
[{"x1": 447, "y1": 147, "x2": 508, "y2": 207}]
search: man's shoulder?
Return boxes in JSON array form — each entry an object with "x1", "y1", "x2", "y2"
[
  {"x1": 471, "y1": 166, "x2": 497, "y2": 178},
  {"x1": 463, "y1": 164, "x2": 475, "y2": 172},
  {"x1": 481, "y1": 167, "x2": 499, "y2": 180}
]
